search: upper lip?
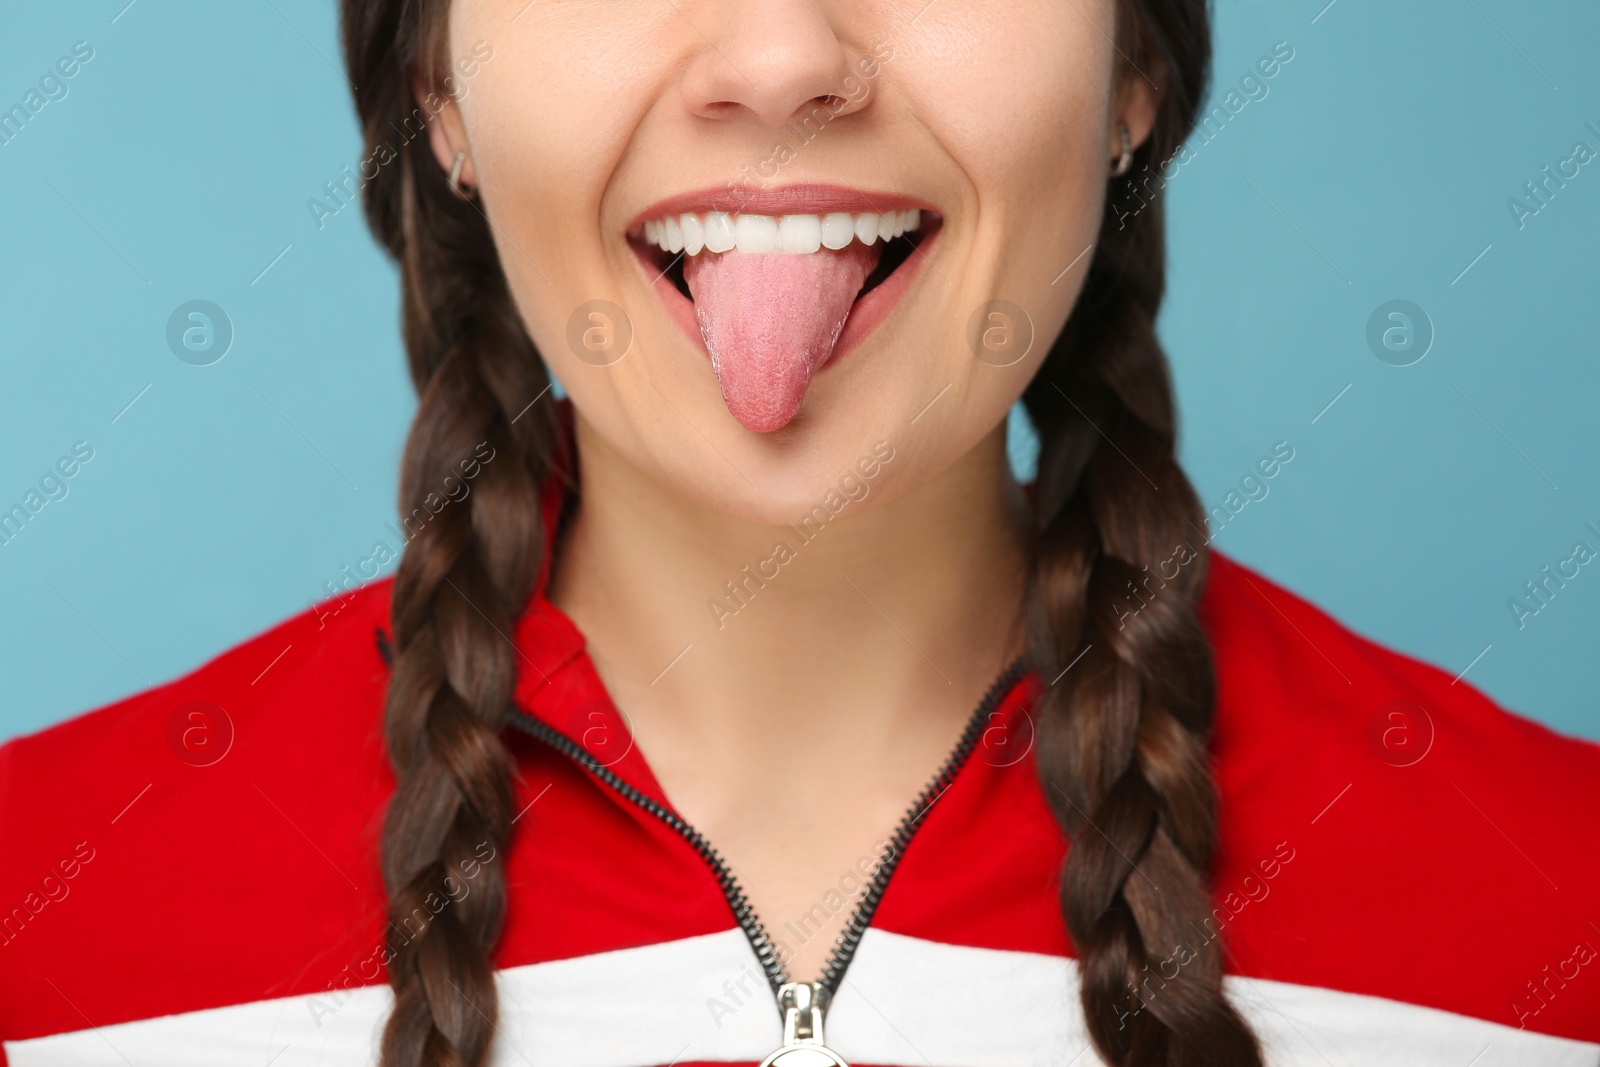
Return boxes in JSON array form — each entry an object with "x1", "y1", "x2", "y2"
[{"x1": 626, "y1": 183, "x2": 937, "y2": 236}]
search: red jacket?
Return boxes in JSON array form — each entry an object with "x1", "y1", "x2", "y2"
[{"x1": 3, "y1": 455, "x2": 1598, "y2": 1067}]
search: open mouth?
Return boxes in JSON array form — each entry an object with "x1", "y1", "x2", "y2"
[{"x1": 627, "y1": 194, "x2": 942, "y2": 433}]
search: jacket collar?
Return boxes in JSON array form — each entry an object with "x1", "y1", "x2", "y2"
[{"x1": 505, "y1": 399, "x2": 683, "y2": 805}]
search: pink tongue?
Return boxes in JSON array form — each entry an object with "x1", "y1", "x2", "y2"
[{"x1": 683, "y1": 243, "x2": 880, "y2": 432}]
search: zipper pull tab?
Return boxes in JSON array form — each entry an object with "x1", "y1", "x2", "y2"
[{"x1": 758, "y1": 982, "x2": 850, "y2": 1067}]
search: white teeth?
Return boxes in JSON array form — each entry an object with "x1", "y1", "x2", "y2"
[
  {"x1": 734, "y1": 214, "x2": 778, "y2": 253},
  {"x1": 637, "y1": 209, "x2": 925, "y2": 256},
  {"x1": 882, "y1": 209, "x2": 920, "y2": 240},
  {"x1": 821, "y1": 212, "x2": 855, "y2": 250},
  {"x1": 704, "y1": 211, "x2": 735, "y2": 253},
  {"x1": 778, "y1": 214, "x2": 822, "y2": 253},
  {"x1": 680, "y1": 213, "x2": 704, "y2": 255}
]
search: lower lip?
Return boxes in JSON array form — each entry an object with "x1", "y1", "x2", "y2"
[{"x1": 629, "y1": 225, "x2": 940, "y2": 375}]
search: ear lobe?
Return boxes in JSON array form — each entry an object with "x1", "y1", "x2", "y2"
[
  {"x1": 413, "y1": 76, "x2": 475, "y2": 187},
  {"x1": 1113, "y1": 55, "x2": 1167, "y2": 157}
]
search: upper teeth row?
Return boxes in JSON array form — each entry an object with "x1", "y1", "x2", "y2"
[{"x1": 641, "y1": 210, "x2": 922, "y2": 256}]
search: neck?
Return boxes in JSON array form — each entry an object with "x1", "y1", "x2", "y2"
[{"x1": 548, "y1": 410, "x2": 1032, "y2": 752}]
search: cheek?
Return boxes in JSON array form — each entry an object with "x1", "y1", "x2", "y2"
[
  {"x1": 455, "y1": 5, "x2": 676, "y2": 349},
  {"x1": 900, "y1": 2, "x2": 1117, "y2": 227},
  {"x1": 896, "y1": 3, "x2": 1119, "y2": 415},
  {"x1": 915, "y1": 10, "x2": 1114, "y2": 250}
]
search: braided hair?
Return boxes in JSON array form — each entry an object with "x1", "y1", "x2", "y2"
[
  {"x1": 1025, "y1": 2, "x2": 1261, "y2": 1062},
  {"x1": 343, "y1": 4, "x2": 558, "y2": 1065}
]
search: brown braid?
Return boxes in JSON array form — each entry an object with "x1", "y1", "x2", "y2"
[
  {"x1": 1024, "y1": 2, "x2": 1262, "y2": 1064},
  {"x1": 341, "y1": 4, "x2": 560, "y2": 1065},
  {"x1": 340, "y1": 1, "x2": 1251, "y2": 1064}
]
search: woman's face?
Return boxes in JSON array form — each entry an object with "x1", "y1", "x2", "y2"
[{"x1": 429, "y1": 0, "x2": 1152, "y2": 521}]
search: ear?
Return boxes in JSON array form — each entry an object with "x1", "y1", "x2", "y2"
[
  {"x1": 413, "y1": 75, "x2": 476, "y2": 188},
  {"x1": 1110, "y1": 54, "x2": 1167, "y2": 161}
]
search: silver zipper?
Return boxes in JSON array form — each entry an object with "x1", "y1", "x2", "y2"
[{"x1": 757, "y1": 981, "x2": 849, "y2": 1066}]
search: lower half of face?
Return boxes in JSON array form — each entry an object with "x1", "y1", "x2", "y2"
[{"x1": 455, "y1": 0, "x2": 1119, "y2": 521}]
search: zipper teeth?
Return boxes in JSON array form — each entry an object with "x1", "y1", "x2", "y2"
[
  {"x1": 505, "y1": 658, "x2": 1027, "y2": 999},
  {"x1": 504, "y1": 711, "x2": 791, "y2": 992},
  {"x1": 817, "y1": 659, "x2": 1026, "y2": 995}
]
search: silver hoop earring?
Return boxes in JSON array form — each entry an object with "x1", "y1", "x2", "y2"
[
  {"x1": 1110, "y1": 123, "x2": 1134, "y2": 178},
  {"x1": 447, "y1": 150, "x2": 476, "y2": 200}
]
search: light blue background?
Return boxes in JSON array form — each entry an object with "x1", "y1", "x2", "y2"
[{"x1": 1, "y1": 1, "x2": 1596, "y2": 743}]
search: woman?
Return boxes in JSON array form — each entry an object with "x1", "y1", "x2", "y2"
[{"x1": 2, "y1": 0, "x2": 1597, "y2": 1064}]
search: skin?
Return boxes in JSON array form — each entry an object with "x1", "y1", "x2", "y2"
[{"x1": 422, "y1": 0, "x2": 1157, "y2": 984}]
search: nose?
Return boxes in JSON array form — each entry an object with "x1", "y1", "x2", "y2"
[{"x1": 679, "y1": 0, "x2": 871, "y2": 129}]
